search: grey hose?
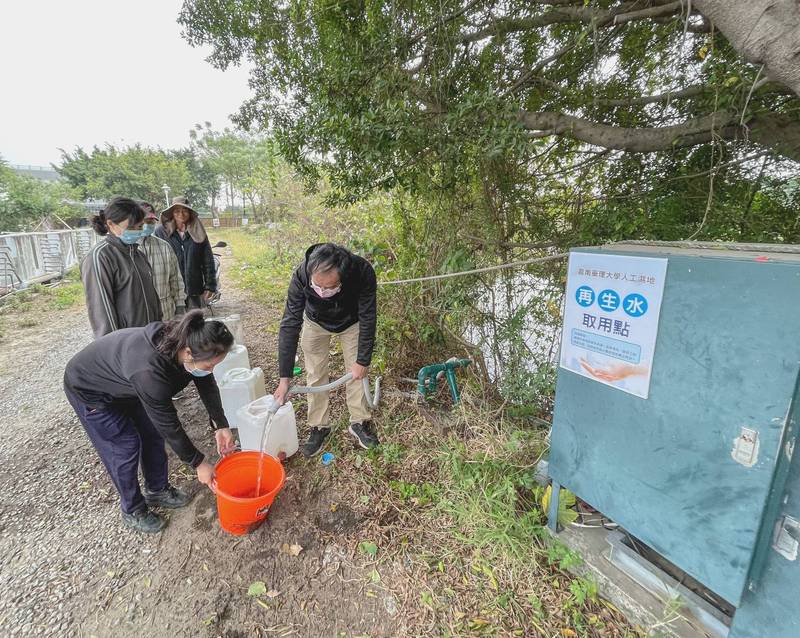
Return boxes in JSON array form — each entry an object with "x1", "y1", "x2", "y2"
[{"x1": 289, "y1": 373, "x2": 382, "y2": 410}]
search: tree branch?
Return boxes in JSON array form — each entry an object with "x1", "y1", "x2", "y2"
[
  {"x1": 652, "y1": 14, "x2": 711, "y2": 33},
  {"x1": 460, "y1": 1, "x2": 690, "y2": 43},
  {"x1": 509, "y1": 25, "x2": 625, "y2": 94},
  {"x1": 464, "y1": 235, "x2": 560, "y2": 250},
  {"x1": 460, "y1": 2, "x2": 633, "y2": 43},
  {"x1": 533, "y1": 149, "x2": 613, "y2": 177},
  {"x1": 514, "y1": 78, "x2": 788, "y2": 105},
  {"x1": 661, "y1": 151, "x2": 770, "y2": 181},
  {"x1": 406, "y1": 0, "x2": 483, "y2": 48},
  {"x1": 599, "y1": 84, "x2": 705, "y2": 106},
  {"x1": 531, "y1": 0, "x2": 586, "y2": 6},
  {"x1": 746, "y1": 112, "x2": 800, "y2": 163},
  {"x1": 613, "y1": 0, "x2": 684, "y2": 24},
  {"x1": 517, "y1": 109, "x2": 800, "y2": 162}
]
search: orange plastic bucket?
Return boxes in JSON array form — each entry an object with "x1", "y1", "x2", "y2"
[{"x1": 215, "y1": 451, "x2": 286, "y2": 535}]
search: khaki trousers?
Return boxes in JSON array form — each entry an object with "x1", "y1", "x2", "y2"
[{"x1": 301, "y1": 318, "x2": 371, "y2": 428}]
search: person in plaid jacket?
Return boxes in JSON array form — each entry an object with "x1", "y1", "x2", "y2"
[{"x1": 139, "y1": 202, "x2": 185, "y2": 320}]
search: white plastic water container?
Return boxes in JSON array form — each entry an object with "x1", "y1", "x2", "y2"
[
  {"x1": 237, "y1": 395, "x2": 299, "y2": 461},
  {"x1": 213, "y1": 344, "x2": 250, "y2": 383},
  {"x1": 208, "y1": 313, "x2": 245, "y2": 345},
  {"x1": 219, "y1": 367, "x2": 266, "y2": 429}
]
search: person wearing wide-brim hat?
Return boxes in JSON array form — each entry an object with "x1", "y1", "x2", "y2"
[{"x1": 154, "y1": 196, "x2": 217, "y2": 310}]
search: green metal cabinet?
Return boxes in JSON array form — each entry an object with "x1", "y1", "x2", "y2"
[{"x1": 548, "y1": 243, "x2": 800, "y2": 623}]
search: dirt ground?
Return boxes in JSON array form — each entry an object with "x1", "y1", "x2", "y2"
[
  {"x1": 0, "y1": 261, "x2": 403, "y2": 638},
  {"x1": 0, "y1": 247, "x2": 643, "y2": 638}
]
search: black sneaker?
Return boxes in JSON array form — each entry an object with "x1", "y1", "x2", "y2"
[
  {"x1": 143, "y1": 485, "x2": 191, "y2": 509},
  {"x1": 348, "y1": 421, "x2": 379, "y2": 449},
  {"x1": 121, "y1": 508, "x2": 166, "y2": 534},
  {"x1": 302, "y1": 427, "x2": 331, "y2": 457}
]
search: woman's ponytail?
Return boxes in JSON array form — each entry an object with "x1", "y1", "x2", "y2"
[
  {"x1": 157, "y1": 309, "x2": 234, "y2": 361},
  {"x1": 186, "y1": 310, "x2": 207, "y2": 333},
  {"x1": 91, "y1": 210, "x2": 109, "y2": 235}
]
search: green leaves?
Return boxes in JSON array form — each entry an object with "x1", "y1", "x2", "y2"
[
  {"x1": 179, "y1": 0, "x2": 799, "y2": 245},
  {"x1": 359, "y1": 540, "x2": 378, "y2": 557},
  {"x1": 569, "y1": 577, "x2": 598, "y2": 606},
  {"x1": 56, "y1": 144, "x2": 194, "y2": 206},
  {"x1": 247, "y1": 581, "x2": 267, "y2": 597},
  {"x1": 0, "y1": 158, "x2": 84, "y2": 232},
  {"x1": 541, "y1": 485, "x2": 579, "y2": 527}
]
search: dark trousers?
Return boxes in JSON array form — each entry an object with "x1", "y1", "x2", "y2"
[
  {"x1": 65, "y1": 390, "x2": 169, "y2": 514},
  {"x1": 186, "y1": 295, "x2": 205, "y2": 310}
]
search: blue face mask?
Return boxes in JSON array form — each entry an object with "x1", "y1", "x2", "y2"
[
  {"x1": 141, "y1": 223, "x2": 156, "y2": 237},
  {"x1": 120, "y1": 229, "x2": 144, "y2": 245},
  {"x1": 184, "y1": 361, "x2": 212, "y2": 377}
]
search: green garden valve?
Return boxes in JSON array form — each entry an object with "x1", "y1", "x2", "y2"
[{"x1": 417, "y1": 358, "x2": 472, "y2": 404}]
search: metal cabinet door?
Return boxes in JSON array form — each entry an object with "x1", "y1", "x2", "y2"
[
  {"x1": 549, "y1": 249, "x2": 800, "y2": 605},
  {"x1": 729, "y1": 378, "x2": 800, "y2": 637}
]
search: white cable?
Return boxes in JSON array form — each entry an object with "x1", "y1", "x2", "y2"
[{"x1": 376, "y1": 253, "x2": 569, "y2": 286}]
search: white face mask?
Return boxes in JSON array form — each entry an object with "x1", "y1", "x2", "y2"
[
  {"x1": 311, "y1": 281, "x2": 341, "y2": 298},
  {"x1": 184, "y1": 360, "x2": 212, "y2": 377}
]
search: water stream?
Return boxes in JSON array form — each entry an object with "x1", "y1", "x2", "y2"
[{"x1": 253, "y1": 411, "x2": 276, "y2": 497}]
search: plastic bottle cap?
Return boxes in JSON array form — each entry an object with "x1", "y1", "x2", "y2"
[{"x1": 321, "y1": 452, "x2": 335, "y2": 465}]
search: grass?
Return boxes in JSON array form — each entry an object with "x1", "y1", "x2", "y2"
[
  {"x1": 335, "y1": 395, "x2": 638, "y2": 637},
  {"x1": 210, "y1": 225, "x2": 328, "y2": 307},
  {"x1": 0, "y1": 268, "x2": 85, "y2": 340},
  {"x1": 215, "y1": 226, "x2": 642, "y2": 637},
  {"x1": 50, "y1": 278, "x2": 84, "y2": 309}
]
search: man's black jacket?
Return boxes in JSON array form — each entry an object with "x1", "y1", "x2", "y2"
[{"x1": 278, "y1": 244, "x2": 377, "y2": 378}]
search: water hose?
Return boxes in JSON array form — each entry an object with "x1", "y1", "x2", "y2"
[
  {"x1": 289, "y1": 373, "x2": 382, "y2": 410},
  {"x1": 265, "y1": 373, "x2": 382, "y2": 415}
]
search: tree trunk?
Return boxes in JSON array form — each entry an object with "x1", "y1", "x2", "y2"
[{"x1": 694, "y1": 0, "x2": 800, "y2": 97}]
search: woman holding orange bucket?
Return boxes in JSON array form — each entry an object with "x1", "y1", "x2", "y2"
[{"x1": 63, "y1": 310, "x2": 236, "y2": 534}]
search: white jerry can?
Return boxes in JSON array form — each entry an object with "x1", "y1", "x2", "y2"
[
  {"x1": 207, "y1": 313, "x2": 245, "y2": 345},
  {"x1": 213, "y1": 344, "x2": 250, "y2": 383},
  {"x1": 218, "y1": 367, "x2": 266, "y2": 429},
  {"x1": 237, "y1": 395, "x2": 299, "y2": 461}
]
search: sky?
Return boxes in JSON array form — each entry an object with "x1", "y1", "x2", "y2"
[{"x1": 0, "y1": 0, "x2": 251, "y2": 167}]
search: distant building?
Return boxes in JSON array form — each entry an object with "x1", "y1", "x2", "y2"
[
  {"x1": 10, "y1": 164, "x2": 61, "y2": 182},
  {"x1": 72, "y1": 199, "x2": 107, "y2": 214}
]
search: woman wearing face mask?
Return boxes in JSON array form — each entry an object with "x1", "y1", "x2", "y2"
[
  {"x1": 63, "y1": 310, "x2": 237, "y2": 534},
  {"x1": 81, "y1": 197, "x2": 162, "y2": 338},
  {"x1": 138, "y1": 202, "x2": 185, "y2": 320}
]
